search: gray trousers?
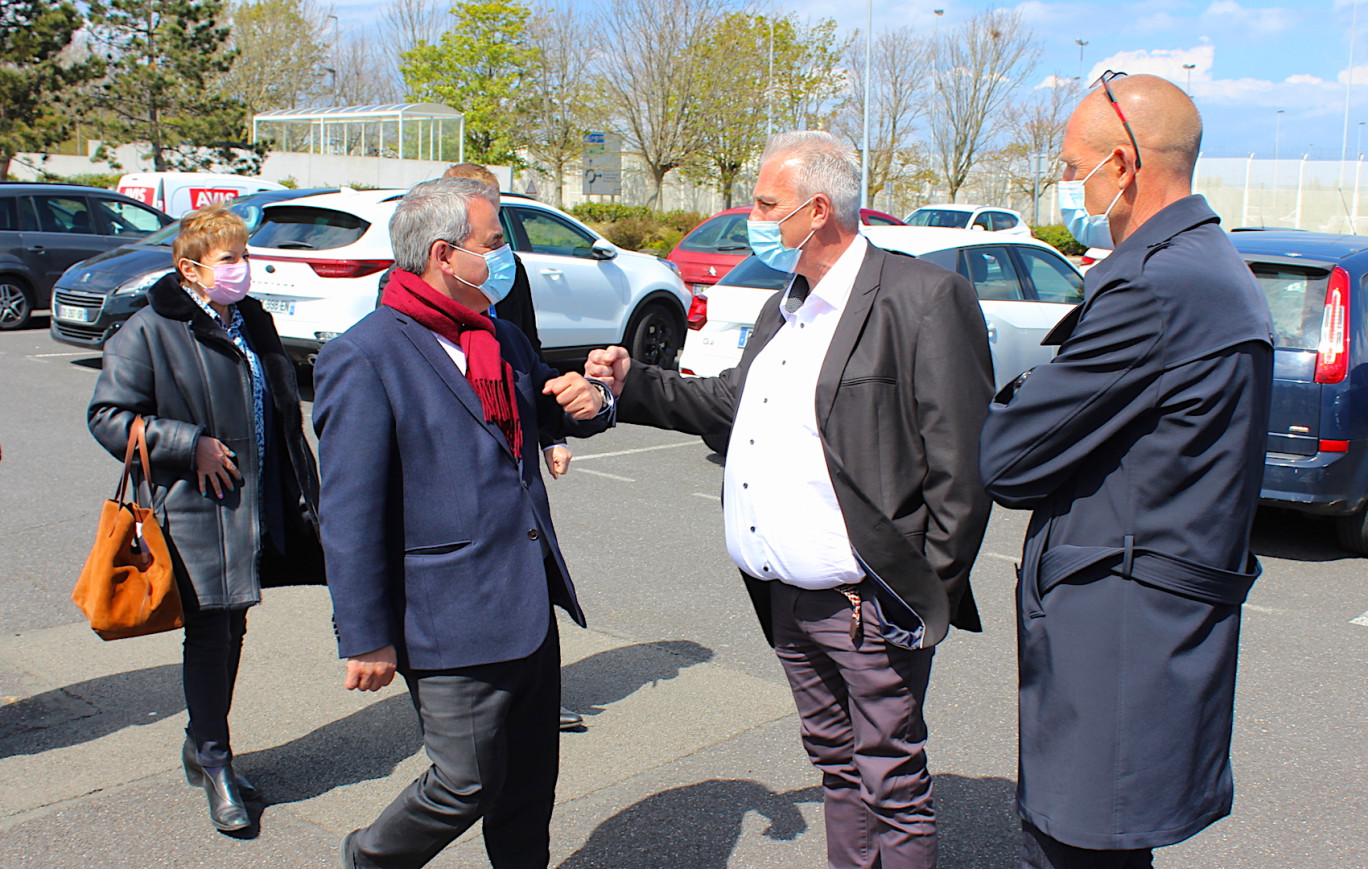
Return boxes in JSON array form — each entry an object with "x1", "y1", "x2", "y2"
[
  {"x1": 770, "y1": 581, "x2": 937, "y2": 869},
  {"x1": 348, "y1": 621, "x2": 561, "y2": 869}
]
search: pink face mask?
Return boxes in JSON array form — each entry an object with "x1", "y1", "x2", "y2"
[{"x1": 190, "y1": 259, "x2": 251, "y2": 304}]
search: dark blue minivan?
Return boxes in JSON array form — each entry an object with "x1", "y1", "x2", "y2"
[{"x1": 1230, "y1": 230, "x2": 1368, "y2": 553}]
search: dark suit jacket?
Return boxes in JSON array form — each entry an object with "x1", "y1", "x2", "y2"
[
  {"x1": 978, "y1": 196, "x2": 1274, "y2": 849},
  {"x1": 312, "y1": 306, "x2": 609, "y2": 671},
  {"x1": 617, "y1": 242, "x2": 994, "y2": 648}
]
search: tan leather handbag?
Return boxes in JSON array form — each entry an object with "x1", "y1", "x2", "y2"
[{"x1": 72, "y1": 416, "x2": 184, "y2": 640}]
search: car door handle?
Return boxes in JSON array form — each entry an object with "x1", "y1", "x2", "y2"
[
  {"x1": 26, "y1": 246, "x2": 45, "y2": 253},
  {"x1": 987, "y1": 323, "x2": 998, "y2": 343},
  {"x1": 539, "y1": 269, "x2": 563, "y2": 278}
]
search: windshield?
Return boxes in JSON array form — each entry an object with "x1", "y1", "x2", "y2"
[
  {"x1": 1248, "y1": 262, "x2": 1331, "y2": 350},
  {"x1": 249, "y1": 206, "x2": 370, "y2": 250},
  {"x1": 714, "y1": 256, "x2": 797, "y2": 291},
  {"x1": 138, "y1": 193, "x2": 286, "y2": 247},
  {"x1": 907, "y1": 209, "x2": 972, "y2": 229}
]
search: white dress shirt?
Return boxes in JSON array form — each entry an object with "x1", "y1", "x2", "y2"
[
  {"x1": 722, "y1": 234, "x2": 868, "y2": 589},
  {"x1": 434, "y1": 332, "x2": 469, "y2": 374}
]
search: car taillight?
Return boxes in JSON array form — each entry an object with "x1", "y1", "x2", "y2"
[
  {"x1": 687, "y1": 292, "x2": 708, "y2": 330},
  {"x1": 1320, "y1": 439, "x2": 1350, "y2": 452},
  {"x1": 1315, "y1": 266, "x2": 1351, "y2": 384},
  {"x1": 307, "y1": 259, "x2": 393, "y2": 278}
]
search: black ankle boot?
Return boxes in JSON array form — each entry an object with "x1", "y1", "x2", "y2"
[
  {"x1": 196, "y1": 764, "x2": 250, "y2": 831},
  {"x1": 182, "y1": 736, "x2": 259, "y2": 800}
]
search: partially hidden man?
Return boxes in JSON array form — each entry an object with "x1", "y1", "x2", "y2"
[
  {"x1": 314, "y1": 178, "x2": 615, "y2": 869},
  {"x1": 587, "y1": 131, "x2": 993, "y2": 868},
  {"x1": 979, "y1": 74, "x2": 1274, "y2": 869}
]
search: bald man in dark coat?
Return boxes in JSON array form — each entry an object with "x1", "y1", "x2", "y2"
[{"x1": 979, "y1": 75, "x2": 1274, "y2": 868}]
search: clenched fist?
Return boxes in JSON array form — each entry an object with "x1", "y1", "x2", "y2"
[
  {"x1": 585, "y1": 346, "x2": 631, "y2": 397},
  {"x1": 543, "y1": 371, "x2": 605, "y2": 419}
]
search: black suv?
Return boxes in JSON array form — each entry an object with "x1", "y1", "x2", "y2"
[{"x1": 0, "y1": 182, "x2": 172, "y2": 330}]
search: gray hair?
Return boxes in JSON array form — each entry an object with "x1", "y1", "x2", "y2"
[
  {"x1": 761, "y1": 131, "x2": 861, "y2": 230},
  {"x1": 389, "y1": 177, "x2": 501, "y2": 274}
]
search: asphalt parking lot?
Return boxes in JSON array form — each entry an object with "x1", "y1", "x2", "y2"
[{"x1": 1, "y1": 318, "x2": 1365, "y2": 868}]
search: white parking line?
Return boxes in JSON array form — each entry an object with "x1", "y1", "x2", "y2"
[
  {"x1": 982, "y1": 552, "x2": 1018, "y2": 563},
  {"x1": 692, "y1": 492, "x2": 721, "y2": 503},
  {"x1": 29, "y1": 352, "x2": 93, "y2": 358},
  {"x1": 1350, "y1": 611, "x2": 1368, "y2": 627},
  {"x1": 571, "y1": 441, "x2": 697, "y2": 461},
  {"x1": 574, "y1": 468, "x2": 635, "y2": 482}
]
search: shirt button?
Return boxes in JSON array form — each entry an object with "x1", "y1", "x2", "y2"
[
  {"x1": 763, "y1": 398, "x2": 768, "y2": 403},
  {"x1": 742, "y1": 483, "x2": 748, "y2": 489},
  {"x1": 528, "y1": 529, "x2": 540, "y2": 541},
  {"x1": 750, "y1": 526, "x2": 756, "y2": 532},
  {"x1": 763, "y1": 564, "x2": 771, "y2": 572},
  {"x1": 749, "y1": 439, "x2": 754, "y2": 445}
]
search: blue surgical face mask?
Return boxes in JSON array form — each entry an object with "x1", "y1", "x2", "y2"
[
  {"x1": 1058, "y1": 158, "x2": 1126, "y2": 251},
  {"x1": 747, "y1": 196, "x2": 817, "y2": 272},
  {"x1": 454, "y1": 243, "x2": 517, "y2": 306}
]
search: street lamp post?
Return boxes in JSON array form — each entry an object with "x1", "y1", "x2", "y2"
[
  {"x1": 860, "y1": 0, "x2": 872, "y2": 209},
  {"x1": 1075, "y1": 39, "x2": 1088, "y2": 81},
  {"x1": 1182, "y1": 63, "x2": 1195, "y2": 96}
]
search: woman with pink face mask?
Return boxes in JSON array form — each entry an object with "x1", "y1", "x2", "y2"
[{"x1": 88, "y1": 203, "x2": 325, "y2": 833}]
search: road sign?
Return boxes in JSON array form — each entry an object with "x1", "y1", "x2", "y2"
[{"x1": 583, "y1": 132, "x2": 622, "y2": 196}]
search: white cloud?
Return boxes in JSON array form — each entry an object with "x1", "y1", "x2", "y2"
[
  {"x1": 1036, "y1": 74, "x2": 1075, "y2": 89},
  {"x1": 1087, "y1": 45, "x2": 1214, "y2": 86},
  {"x1": 1200, "y1": 1, "x2": 1297, "y2": 38}
]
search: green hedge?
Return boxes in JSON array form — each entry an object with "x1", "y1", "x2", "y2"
[
  {"x1": 570, "y1": 204, "x2": 706, "y2": 256},
  {"x1": 1031, "y1": 224, "x2": 1086, "y2": 256}
]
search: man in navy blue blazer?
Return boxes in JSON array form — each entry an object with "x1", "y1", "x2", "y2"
[
  {"x1": 980, "y1": 75, "x2": 1273, "y2": 868},
  {"x1": 314, "y1": 177, "x2": 615, "y2": 869}
]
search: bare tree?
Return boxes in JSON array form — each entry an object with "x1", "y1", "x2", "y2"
[
  {"x1": 597, "y1": 0, "x2": 722, "y2": 208},
  {"x1": 997, "y1": 76, "x2": 1079, "y2": 221},
  {"x1": 223, "y1": 0, "x2": 331, "y2": 115},
  {"x1": 837, "y1": 27, "x2": 930, "y2": 210},
  {"x1": 925, "y1": 8, "x2": 1041, "y2": 202},
  {"x1": 380, "y1": 0, "x2": 448, "y2": 96},
  {"x1": 523, "y1": 2, "x2": 597, "y2": 207},
  {"x1": 332, "y1": 33, "x2": 401, "y2": 105}
]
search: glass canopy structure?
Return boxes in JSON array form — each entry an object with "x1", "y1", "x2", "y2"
[{"x1": 251, "y1": 103, "x2": 465, "y2": 162}]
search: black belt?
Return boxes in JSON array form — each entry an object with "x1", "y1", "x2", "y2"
[{"x1": 1037, "y1": 535, "x2": 1260, "y2": 607}]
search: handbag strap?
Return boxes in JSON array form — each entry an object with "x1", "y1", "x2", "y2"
[{"x1": 114, "y1": 416, "x2": 154, "y2": 506}]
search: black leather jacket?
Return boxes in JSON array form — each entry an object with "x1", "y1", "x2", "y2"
[{"x1": 88, "y1": 275, "x2": 324, "y2": 610}]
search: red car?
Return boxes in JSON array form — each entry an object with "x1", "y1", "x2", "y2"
[{"x1": 668, "y1": 206, "x2": 904, "y2": 297}]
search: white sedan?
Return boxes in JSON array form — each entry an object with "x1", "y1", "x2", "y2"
[
  {"x1": 248, "y1": 189, "x2": 690, "y2": 368},
  {"x1": 904, "y1": 204, "x2": 1033, "y2": 237},
  {"x1": 680, "y1": 224, "x2": 1082, "y2": 400}
]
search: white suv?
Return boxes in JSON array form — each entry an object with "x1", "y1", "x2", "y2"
[{"x1": 248, "y1": 190, "x2": 690, "y2": 368}]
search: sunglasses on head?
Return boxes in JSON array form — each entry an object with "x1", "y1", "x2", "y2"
[{"x1": 1091, "y1": 70, "x2": 1143, "y2": 171}]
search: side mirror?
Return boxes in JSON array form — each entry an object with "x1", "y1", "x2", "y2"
[{"x1": 591, "y1": 238, "x2": 618, "y2": 260}]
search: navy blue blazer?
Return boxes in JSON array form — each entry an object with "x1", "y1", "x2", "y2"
[
  {"x1": 979, "y1": 196, "x2": 1274, "y2": 850},
  {"x1": 312, "y1": 306, "x2": 610, "y2": 671}
]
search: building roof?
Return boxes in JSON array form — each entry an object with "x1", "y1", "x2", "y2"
[{"x1": 252, "y1": 104, "x2": 463, "y2": 123}]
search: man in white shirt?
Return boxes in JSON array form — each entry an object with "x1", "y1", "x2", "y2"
[{"x1": 587, "y1": 132, "x2": 994, "y2": 868}]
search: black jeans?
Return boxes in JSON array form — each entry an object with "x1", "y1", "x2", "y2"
[
  {"x1": 182, "y1": 607, "x2": 249, "y2": 768},
  {"x1": 348, "y1": 620, "x2": 561, "y2": 869},
  {"x1": 1022, "y1": 822, "x2": 1154, "y2": 869}
]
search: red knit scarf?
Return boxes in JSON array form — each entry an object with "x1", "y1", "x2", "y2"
[{"x1": 382, "y1": 269, "x2": 522, "y2": 456}]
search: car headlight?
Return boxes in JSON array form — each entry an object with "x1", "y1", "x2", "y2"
[{"x1": 114, "y1": 269, "x2": 174, "y2": 296}]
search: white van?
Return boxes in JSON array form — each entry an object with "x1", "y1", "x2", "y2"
[{"x1": 116, "y1": 172, "x2": 286, "y2": 217}]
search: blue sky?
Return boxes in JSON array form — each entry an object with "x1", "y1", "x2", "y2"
[
  {"x1": 791, "y1": 0, "x2": 1368, "y2": 160},
  {"x1": 327, "y1": 0, "x2": 1367, "y2": 161}
]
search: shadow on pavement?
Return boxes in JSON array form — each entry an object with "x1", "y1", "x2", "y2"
[
  {"x1": 237, "y1": 693, "x2": 420, "y2": 805},
  {"x1": 1250, "y1": 507, "x2": 1355, "y2": 564},
  {"x1": 561, "y1": 640, "x2": 714, "y2": 718},
  {"x1": 558, "y1": 779, "x2": 821, "y2": 869},
  {"x1": 934, "y1": 773, "x2": 1020, "y2": 868},
  {"x1": 0, "y1": 663, "x2": 183, "y2": 759},
  {"x1": 556, "y1": 772, "x2": 1018, "y2": 869}
]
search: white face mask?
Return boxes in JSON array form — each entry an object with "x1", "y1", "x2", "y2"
[{"x1": 1058, "y1": 157, "x2": 1126, "y2": 251}]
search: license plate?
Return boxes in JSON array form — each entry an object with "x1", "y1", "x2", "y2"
[
  {"x1": 55, "y1": 303, "x2": 91, "y2": 322},
  {"x1": 737, "y1": 326, "x2": 751, "y2": 348},
  {"x1": 260, "y1": 298, "x2": 295, "y2": 315}
]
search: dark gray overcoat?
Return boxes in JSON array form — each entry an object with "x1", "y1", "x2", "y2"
[
  {"x1": 88, "y1": 275, "x2": 324, "y2": 610},
  {"x1": 979, "y1": 196, "x2": 1274, "y2": 850}
]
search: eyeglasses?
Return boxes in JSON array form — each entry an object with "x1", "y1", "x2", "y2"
[{"x1": 1091, "y1": 70, "x2": 1143, "y2": 171}]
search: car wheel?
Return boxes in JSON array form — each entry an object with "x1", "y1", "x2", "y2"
[
  {"x1": 625, "y1": 301, "x2": 684, "y2": 369},
  {"x1": 702, "y1": 432, "x2": 729, "y2": 455},
  {"x1": 1334, "y1": 508, "x2": 1368, "y2": 555},
  {"x1": 0, "y1": 277, "x2": 34, "y2": 331}
]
